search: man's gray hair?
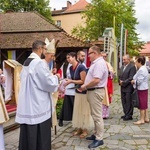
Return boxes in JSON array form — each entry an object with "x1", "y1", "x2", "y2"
[
  {"x1": 123, "y1": 54, "x2": 130, "y2": 59},
  {"x1": 32, "y1": 40, "x2": 46, "y2": 51},
  {"x1": 90, "y1": 45, "x2": 101, "y2": 54}
]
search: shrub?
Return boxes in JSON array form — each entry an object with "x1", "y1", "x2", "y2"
[{"x1": 56, "y1": 98, "x2": 63, "y2": 119}]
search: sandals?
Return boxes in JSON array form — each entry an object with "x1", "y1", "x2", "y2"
[
  {"x1": 133, "y1": 120, "x2": 145, "y2": 125},
  {"x1": 79, "y1": 131, "x2": 88, "y2": 139},
  {"x1": 145, "y1": 120, "x2": 150, "y2": 123},
  {"x1": 73, "y1": 129, "x2": 82, "y2": 136}
]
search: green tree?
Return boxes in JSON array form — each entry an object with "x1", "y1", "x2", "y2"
[
  {"x1": 72, "y1": 0, "x2": 143, "y2": 55},
  {"x1": 0, "y1": 0, "x2": 52, "y2": 21}
]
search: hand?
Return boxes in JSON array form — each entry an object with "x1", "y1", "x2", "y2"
[
  {"x1": 131, "y1": 80, "x2": 135, "y2": 84},
  {"x1": 55, "y1": 73, "x2": 60, "y2": 79},
  {"x1": 0, "y1": 75, "x2": 5, "y2": 83},
  {"x1": 119, "y1": 80, "x2": 123, "y2": 85},
  {"x1": 79, "y1": 84, "x2": 87, "y2": 91},
  {"x1": 65, "y1": 79, "x2": 72, "y2": 86},
  {"x1": 52, "y1": 68, "x2": 57, "y2": 74}
]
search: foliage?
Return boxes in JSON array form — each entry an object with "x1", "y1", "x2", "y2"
[
  {"x1": 72, "y1": 0, "x2": 144, "y2": 55},
  {"x1": 56, "y1": 98, "x2": 63, "y2": 119},
  {"x1": 0, "y1": 0, "x2": 52, "y2": 21}
]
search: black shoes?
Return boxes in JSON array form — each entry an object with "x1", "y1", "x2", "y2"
[
  {"x1": 123, "y1": 116, "x2": 133, "y2": 121},
  {"x1": 121, "y1": 115, "x2": 133, "y2": 121},
  {"x1": 121, "y1": 115, "x2": 125, "y2": 119},
  {"x1": 86, "y1": 134, "x2": 96, "y2": 140},
  {"x1": 58, "y1": 120, "x2": 63, "y2": 127},
  {"x1": 86, "y1": 135, "x2": 104, "y2": 148},
  {"x1": 88, "y1": 139, "x2": 104, "y2": 148}
]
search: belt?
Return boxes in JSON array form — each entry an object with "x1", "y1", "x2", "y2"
[{"x1": 87, "y1": 87, "x2": 104, "y2": 91}]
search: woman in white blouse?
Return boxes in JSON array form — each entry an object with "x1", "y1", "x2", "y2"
[{"x1": 131, "y1": 56, "x2": 149, "y2": 125}]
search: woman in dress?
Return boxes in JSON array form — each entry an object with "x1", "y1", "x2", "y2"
[
  {"x1": 131, "y1": 56, "x2": 149, "y2": 125},
  {"x1": 65, "y1": 52, "x2": 93, "y2": 138},
  {"x1": 58, "y1": 61, "x2": 75, "y2": 127},
  {"x1": 101, "y1": 52, "x2": 114, "y2": 119}
]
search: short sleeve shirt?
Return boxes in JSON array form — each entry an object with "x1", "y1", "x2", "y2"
[
  {"x1": 70, "y1": 64, "x2": 87, "y2": 94},
  {"x1": 85, "y1": 57, "x2": 108, "y2": 88}
]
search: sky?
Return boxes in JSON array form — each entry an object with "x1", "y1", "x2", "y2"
[{"x1": 50, "y1": 0, "x2": 150, "y2": 42}]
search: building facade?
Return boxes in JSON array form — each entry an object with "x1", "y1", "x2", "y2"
[{"x1": 52, "y1": 0, "x2": 89, "y2": 35}]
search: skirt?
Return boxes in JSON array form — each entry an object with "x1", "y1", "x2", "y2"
[
  {"x1": 138, "y1": 89, "x2": 148, "y2": 110},
  {"x1": 72, "y1": 93, "x2": 94, "y2": 130},
  {"x1": 59, "y1": 95, "x2": 75, "y2": 121},
  {"x1": 102, "y1": 104, "x2": 109, "y2": 118}
]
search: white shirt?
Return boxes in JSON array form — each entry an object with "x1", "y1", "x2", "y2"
[
  {"x1": 61, "y1": 63, "x2": 75, "y2": 96},
  {"x1": 15, "y1": 53, "x2": 59, "y2": 125},
  {"x1": 133, "y1": 65, "x2": 149, "y2": 90},
  {"x1": 85, "y1": 57, "x2": 108, "y2": 88}
]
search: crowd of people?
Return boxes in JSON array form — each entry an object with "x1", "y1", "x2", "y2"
[{"x1": 0, "y1": 39, "x2": 149, "y2": 150}]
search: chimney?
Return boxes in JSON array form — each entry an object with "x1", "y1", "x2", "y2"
[{"x1": 67, "y1": 1, "x2": 72, "y2": 8}]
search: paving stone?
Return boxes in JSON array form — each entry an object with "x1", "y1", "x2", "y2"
[
  {"x1": 134, "y1": 139, "x2": 148, "y2": 145},
  {"x1": 52, "y1": 137, "x2": 63, "y2": 144},
  {"x1": 55, "y1": 145, "x2": 74, "y2": 150},
  {"x1": 123, "y1": 140, "x2": 136, "y2": 145},
  {"x1": 66, "y1": 139, "x2": 74, "y2": 146},
  {"x1": 79, "y1": 140, "x2": 90, "y2": 147},
  {"x1": 106, "y1": 125, "x2": 123, "y2": 133},
  {"x1": 103, "y1": 132, "x2": 111, "y2": 139},
  {"x1": 124, "y1": 143, "x2": 137, "y2": 150},
  {"x1": 74, "y1": 146, "x2": 89, "y2": 150},
  {"x1": 4, "y1": 83, "x2": 150, "y2": 150},
  {"x1": 62, "y1": 136, "x2": 70, "y2": 142},
  {"x1": 104, "y1": 139, "x2": 119, "y2": 145},
  {"x1": 120, "y1": 126, "x2": 134, "y2": 134},
  {"x1": 72, "y1": 139, "x2": 81, "y2": 146}
]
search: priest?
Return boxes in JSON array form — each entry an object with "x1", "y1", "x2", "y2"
[{"x1": 15, "y1": 40, "x2": 59, "y2": 150}]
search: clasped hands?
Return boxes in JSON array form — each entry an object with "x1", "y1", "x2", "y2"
[
  {"x1": 119, "y1": 80, "x2": 135, "y2": 85},
  {"x1": 64, "y1": 79, "x2": 72, "y2": 86},
  {"x1": 131, "y1": 80, "x2": 135, "y2": 84}
]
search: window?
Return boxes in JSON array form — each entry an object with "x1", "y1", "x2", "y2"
[{"x1": 56, "y1": 20, "x2": 61, "y2": 27}]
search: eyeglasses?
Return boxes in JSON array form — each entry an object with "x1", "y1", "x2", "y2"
[
  {"x1": 88, "y1": 52, "x2": 94, "y2": 55},
  {"x1": 41, "y1": 47, "x2": 47, "y2": 50}
]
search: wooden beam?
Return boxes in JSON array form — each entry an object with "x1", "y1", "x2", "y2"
[
  {"x1": 1, "y1": 52, "x2": 7, "y2": 59},
  {"x1": 16, "y1": 50, "x2": 26, "y2": 61}
]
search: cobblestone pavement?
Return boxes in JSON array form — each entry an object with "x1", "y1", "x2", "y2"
[{"x1": 4, "y1": 83, "x2": 150, "y2": 150}]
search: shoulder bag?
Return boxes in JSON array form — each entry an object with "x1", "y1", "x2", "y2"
[{"x1": 131, "y1": 82, "x2": 139, "y2": 108}]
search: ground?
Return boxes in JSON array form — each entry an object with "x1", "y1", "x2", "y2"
[{"x1": 4, "y1": 81, "x2": 150, "y2": 150}]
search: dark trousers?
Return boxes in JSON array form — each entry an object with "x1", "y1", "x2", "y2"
[
  {"x1": 19, "y1": 118, "x2": 51, "y2": 150},
  {"x1": 59, "y1": 95, "x2": 74, "y2": 121},
  {"x1": 121, "y1": 92, "x2": 133, "y2": 117}
]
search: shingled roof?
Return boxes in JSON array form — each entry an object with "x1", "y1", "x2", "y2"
[
  {"x1": 64, "y1": 0, "x2": 89, "y2": 13},
  {"x1": 0, "y1": 11, "x2": 60, "y2": 32},
  {"x1": 139, "y1": 41, "x2": 150, "y2": 55},
  {"x1": 52, "y1": 0, "x2": 89, "y2": 15},
  {"x1": 0, "y1": 11, "x2": 87, "y2": 49}
]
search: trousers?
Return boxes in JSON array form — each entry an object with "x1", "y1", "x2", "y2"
[{"x1": 87, "y1": 88, "x2": 105, "y2": 140}]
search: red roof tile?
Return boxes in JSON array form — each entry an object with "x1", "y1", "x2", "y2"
[
  {"x1": 139, "y1": 41, "x2": 150, "y2": 54},
  {"x1": 64, "y1": 0, "x2": 89, "y2": 13}
]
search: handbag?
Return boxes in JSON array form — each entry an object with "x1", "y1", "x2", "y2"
[{"x1": 131, "y1": 83, "x2": 139, "y2": 108}]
